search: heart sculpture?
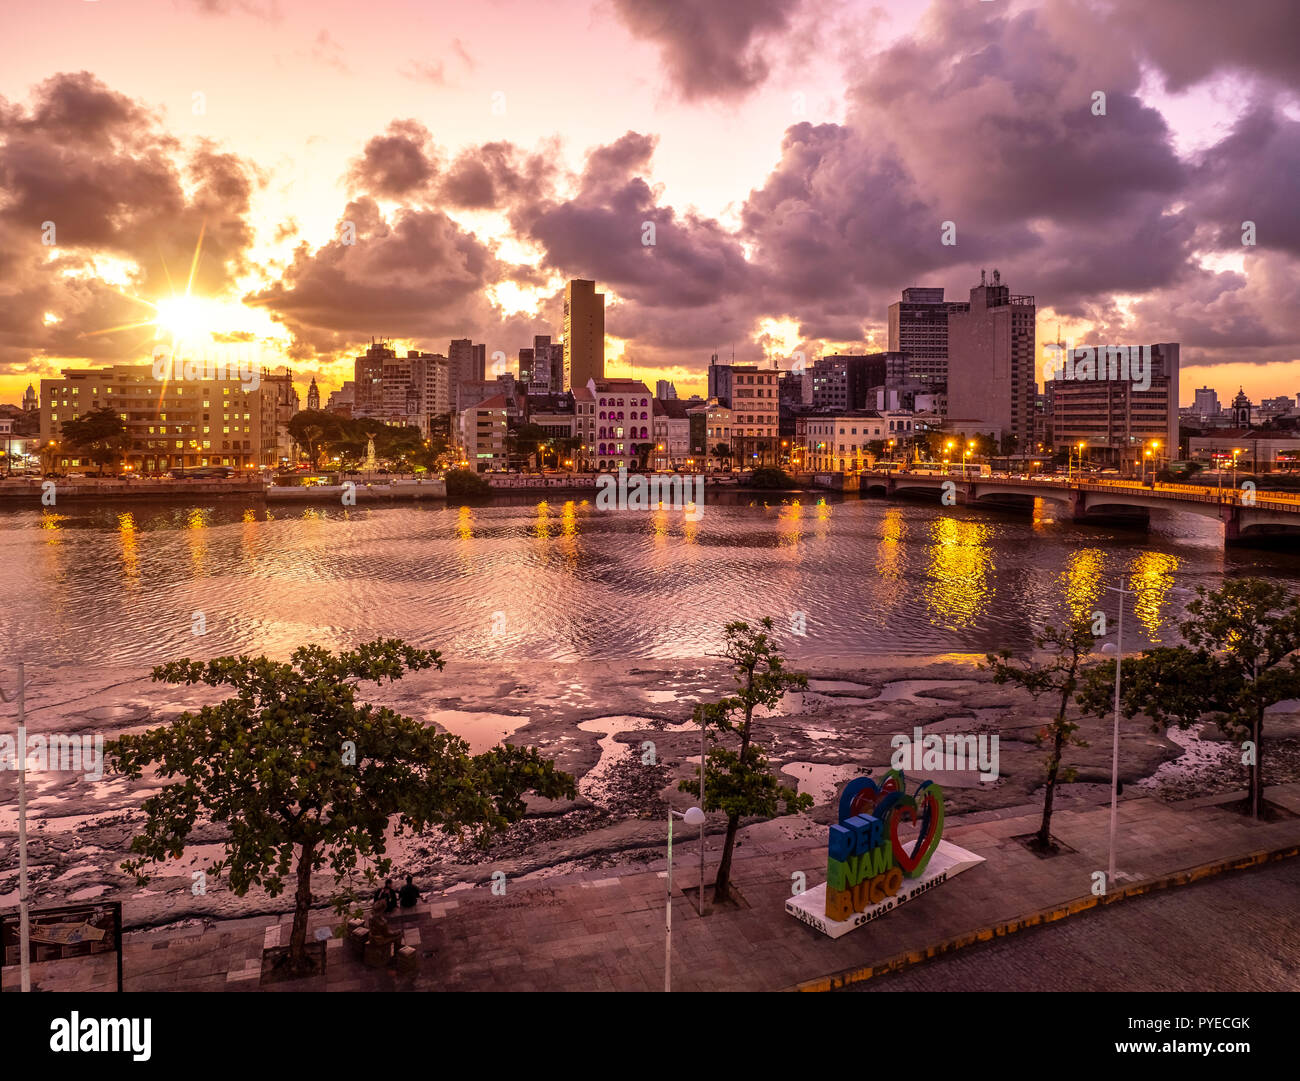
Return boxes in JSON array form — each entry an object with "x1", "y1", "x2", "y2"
[
  {"x1": 839, "y1": 768, "x2": 906, "y2": 823},
  {"x1": 888, "y1": 780, "x2": 945, "y2": 878}
]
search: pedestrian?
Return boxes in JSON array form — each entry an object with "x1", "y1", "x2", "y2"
[
  {"x1": 374, "y1": 878, "x2": 398, "y2": 913},
  {"x1": 398, "y1": 874, "x2": 420, "y2": 909}
]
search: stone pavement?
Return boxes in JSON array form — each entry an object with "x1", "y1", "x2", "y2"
[{"x1": 7, "y1": 784, "x2": 1299, "y2": 992}]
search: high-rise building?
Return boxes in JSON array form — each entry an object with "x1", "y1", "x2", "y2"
[
  {"x1": 522, "y1": 335, "x2": 561, "y2": 392},
  {"x1": 353, "y1": 340, "x2": 394, "y2": 416},
  {"x1": 1193, "y1": 386, "x2": 1219, "y2": 419},
  {"x1": 946, "y1": 270, "x2": 1037, "y2": 453},
  {"x1": 722, "y1": 364, "x2": 780, "y2": 465},
  {"x1": 656, "y1": 380, "x2": 677, "y2": 400},
  {"x1": 448, "y1": 338, "x2": 486, "y2": 398},
  {"x1": 306, "y1": 378, "x2": 320, "y2": 412},
  {"x1": 808, "y1": 354, "x2": 900, "y2": 410},
  {"x1": 563, "y1": 279, "x2": 605, "y2": 390},
  {"x1": 888, "y1": 287, "x2": 970, "y2": 390},
  {"x1": 1047, "y1": 343, "x2": 1180, "y2": 467}
]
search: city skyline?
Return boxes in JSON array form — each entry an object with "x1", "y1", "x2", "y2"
[{"x1": 1, "y1": 0, "x2": 1298, "y2": 408}]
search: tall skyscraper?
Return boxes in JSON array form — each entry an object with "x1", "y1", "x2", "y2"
[
  {"x1": 946, "y1": 270, "x2": 1036, "y2": 452},
  {"x1": 448, "y1": 338, "x2": 485, "y2": 393},
  {"x1": 888, "y1": 287, "x2": 970, "y2": 390},
  {"x1": 354, "y1": 340, "x2": 395, "y2": 416},
  {"x1": 563, "y1": 279, "x2": 605, "y2": 391},
  {"x1": 1193, "y1": 386, "x2": 1220, "y2": 419}
]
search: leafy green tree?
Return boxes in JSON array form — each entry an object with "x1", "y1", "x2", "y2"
[
  {"x1": 681, "y1": 619, "x2": 812, "y2": 904},
  {"x1": 985, "y1": 618, "x2": 1096, "y2": 851},
  {"x1": 107, "y1": 639, "x2": 575, "y2": 974},
  {"x1": 59, "y1": 407, "x2": 131, "y2": 474},
  {"x1": 287, "y1": 410, "x2": 342, "y2": 466},
  {"x1": 1078, "y1": 578, "x2": 1300, "y2": 819},
  {"x1": 712, "y1": 443, "x2": 731, "y2": 469}
]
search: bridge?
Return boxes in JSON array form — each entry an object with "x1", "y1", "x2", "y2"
[{"x1": 842, "y1": 471, "x2": 1300, "y2": 547}]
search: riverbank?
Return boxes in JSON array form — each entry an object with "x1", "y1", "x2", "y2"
[{"x1": 3, "y1": 652, "x2": 1297, "y2": 934}]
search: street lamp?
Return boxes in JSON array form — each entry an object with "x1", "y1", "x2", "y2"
[
  {"x1": 0, "y1": 663, "x2": 29, "y2": 992},
  {"x1": 1099, "y1": 579, "x2": 1135, "y2": 892},
  {"x1": 665, "y1": 805, "x2": 706, "y2": 992}
]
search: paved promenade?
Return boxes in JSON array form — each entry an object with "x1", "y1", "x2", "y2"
[{"x1": 8, "y1": 784, "x2": 1299, "y2": 992}]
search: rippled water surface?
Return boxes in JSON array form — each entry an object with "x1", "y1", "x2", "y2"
[{"x1": 4, "y1": 493, "x2": 1299, "y2": 667}]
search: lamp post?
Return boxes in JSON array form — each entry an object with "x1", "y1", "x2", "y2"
[
  {"x1": 1100, "y1": 582, "x2": 1134, "y2": 891},
  {"x1": 1231, "y1": 448, "x2": 1242, "y2": 494},
  {"x1": 665, "y1": 805, "x2": 706, "y2": 992},
  {"x1": 0, "y1": 662, "x2": 29, "y2": 992}
]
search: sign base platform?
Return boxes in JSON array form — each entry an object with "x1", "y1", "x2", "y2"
[{"x1": 785, "y1": 839, "x2": 985, "y2": 939}]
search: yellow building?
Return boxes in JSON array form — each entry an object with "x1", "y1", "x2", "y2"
[
  {"x1": 40, "y1": 364, "x2": 274, "y2": 473},
  {"x1": 562, "y1": 279, "x2": 605, "y2": 391}
]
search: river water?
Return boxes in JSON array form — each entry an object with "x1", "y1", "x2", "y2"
[{"x1": 3, "y1": 492, "x2": 1299, "y2": 667}]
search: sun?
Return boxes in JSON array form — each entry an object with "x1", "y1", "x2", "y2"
[{"x1": 154, "y1": 295, "x2": 222, "y2": 345}]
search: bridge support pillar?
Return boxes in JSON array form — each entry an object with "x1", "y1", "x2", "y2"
[
  {"x1": 1221, "y1": 503, "x2": 1241, "y2": 544},
  {"x1": 1068, "y1": 489, "x2": 1087, "y2": 522}
]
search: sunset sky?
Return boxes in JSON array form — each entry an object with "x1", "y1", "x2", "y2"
[{"x1": 2, "y1": 0, "x2": 1298, "y2": 405}]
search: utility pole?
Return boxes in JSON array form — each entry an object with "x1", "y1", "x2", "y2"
[{"x1": 0, "y1": 662, "x2": 30, "y2": 992}]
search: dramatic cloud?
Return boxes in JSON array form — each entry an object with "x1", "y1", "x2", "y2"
[
  {"x1": 611, "y1": 0, "x2": 803, "y2": 101},
  {"x1": 0, "y1": 72, "x2": 257, "y2": 372},
  {"x1": 348, "y1": 119, "x2": 440, "y2": 199}
]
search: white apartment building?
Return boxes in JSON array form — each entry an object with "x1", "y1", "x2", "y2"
[
  {"x1": 459, "y1": 393, "x2": 508, "y2": 472},
  {"x1": 802, "y1": 411, "x2": 917, "y2": 472}
]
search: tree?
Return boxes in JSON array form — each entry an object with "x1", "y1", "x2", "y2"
[
  {"x1": 866, "y1": 439, "x2": 887, "y2": 460},
  {"x1": 712, "y1": 443, "x2": 731, "y2": 470},
  {"x1": 60, "y1": 407, "x2": 131, "y2": 474},
  {"x1": 1078, "y1": 579, "x2": 1300, "y2": 819},
  {"x1": 106, "y1": 639, "x2": 575, "y2": 974},
  {"x1": 287, "y1": 410, "x2": 341, "y2": 467},
  {"x1": 681, "y1": 619, "x2": 812, "y2": 903},
  {"x1": 444, "y1": 467, "x2": 491, "y2": 500},
  {"x1": 1000, "y1": 432, "x2": 1019, "y2": 456},
  {"x1": 985, "y1": 618, "x2": 1095, "y2": 851}
]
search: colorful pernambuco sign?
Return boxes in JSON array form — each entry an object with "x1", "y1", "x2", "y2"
[
  {"x1": 785, "y1": 770, "x2": 984, "y2": 939},
  {"x1": 825, "y1": 769, "x2": 943, "y2": 921}
]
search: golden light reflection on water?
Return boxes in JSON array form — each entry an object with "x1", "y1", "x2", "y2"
[
  {"x1": 186, "y1": 507, "x2": 209, "y2": 577},
  {"x1": 117, "y1": 512, "x2": 139, "y2": 588},
  {"x1": 1062, "y1": 547, "x2": 1105, "y2": 623},
  {"x1": 456, "y1": 505, "x2": 473, "y2": 540},
  {"x1": 876, "y1": 508, "x2": 904, "y2": 581},
  {"x1": 778, "y1": 499, "x2": 803, "y2": 552},
  {"x1": 651, "y1": 503, "x2": 669, "y2": 545},
  {"x1": 814, "y1": 497, "x2": 831, "y2": 542},
  {"x1": 535, "y1": 500, "x2": 551, "y2": 540},
  {"x1": 924, "y1": 517, "x2": 993, "y2": 628},
  {"x1": 1129, "y1": 550, "x2": 1179, "y2": 642}
]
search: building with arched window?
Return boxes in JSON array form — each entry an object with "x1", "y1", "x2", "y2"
[{"x1": 587, "y1": 377, "x2": 653, "y2": 472}]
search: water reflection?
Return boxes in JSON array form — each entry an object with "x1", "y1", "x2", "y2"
[
  {"x1": 2, "y1": 496, "x2": 1295, "y2": 666},
  {"x1": 876, "y1": 508, "x2": 904, "y2": 582},
  {"x1": 925, "y1": 517, "x2": 994, "y2": 629},
  {"x1": 1129, "y1": 551, "x2": 1179, "y2": 642},
  {"x1": 117, "y1": 512, "x2": 139, "y2": 590},
  {"x1": 1062, "y1": 547, "x2": 1105, "y2": 623}
]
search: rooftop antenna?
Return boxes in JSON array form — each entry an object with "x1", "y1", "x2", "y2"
[{"x1": 980, "y1": 268, "x2": 986, "y2": 286}]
